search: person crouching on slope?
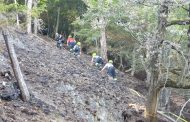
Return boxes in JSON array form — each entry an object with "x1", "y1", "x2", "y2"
[
  {"x1": 101, "y1": 60, "x2": 117, "y2": 80},
  {"x1": 67, "y1": 35, "x2": 76, "y2": 49},
  {"x1": 91, "y1": 53, "x2": 104, "y2": 67},
  {"x1": 71, "y1": 42, "x2": 81, "y2": 57},
  {"x1": 56, "y1": 33, "x2": 65, "y2": 49}
]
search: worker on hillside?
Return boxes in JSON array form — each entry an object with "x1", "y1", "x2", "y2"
[
  {"x1": 71, "y1": 42, "x2": 81, "y2": 57},
  {"x1": 101, "y1": 60, "x2": 117, "y2": 80},
  {"x1": 91, "y1": 53, "x2": 104, "y2": 67},
  {"x1": 67, "y1": 35, "x2": 76, "y2": 49},
  {"x1": 55, "y1": 33, "x2": 65, "y2": 49}
]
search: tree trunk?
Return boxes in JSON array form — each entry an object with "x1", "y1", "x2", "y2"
[
  {"x1": 159, "y1": 88, "x2": 171, "y2": 111},
  {"x1": 146, "y1": 87, "x2": 161, "y2": 122},
  {"x1": 27, "y1": 0, "x2": 33, "y2": 33},
  {"x1": 100, "y1": 27, "x2": 108, "y2": 61},
  {"x1": 14, "y1": 0, "x2": 19, "y2": 28},
  {"x1": 145, "y1": 51, "x2": 161, "y2": 122},
  {"x1": 55, "y1": 7, "x2": 60, "y2": 35},
  {"x1": 95, "y1": 37, "x2": 99, "y2": 54},
  {"x1": 131, "y1": 46, "x2": 136, "y2": 76},
  {"x1": 145, "y1": 1, "x2": 168, "y2": 121},
  {"x1": 187, "y1": 4, "x2": 190, "y2": 71},
  {"x1": 118, "y1": 54, "x2": 123, "y2": 70},
  {"x1": 33, "y1": 0, "x2": 38, "y2": 34},
  {"x1": 34, "y1": 18, "x2": 38, "y2": 34},
  {"x1": 2, "y1": 30, "x2": 30, "y2": 102}
]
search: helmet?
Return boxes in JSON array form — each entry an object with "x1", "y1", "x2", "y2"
[
  {"x1": 77, "y1": 42, "x2": 81, "y2": 45},
  {"x1": 92, "y1": 53, "x2": 96, "y2": 57},
  {"x1": 68, "y1": 35, "x2": 72, "y2": 38},
  {"x1": 109, "y1": 60, "x2": 113, "y2": 63}
]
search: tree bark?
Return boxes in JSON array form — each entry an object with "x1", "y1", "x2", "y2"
[
  {"x1": 146, "y1": 87, "x2": 161, "y2": 122},
  {"x1": 55, "y1": 7, "x2": 60, "y2": 35},
  {"x1": 33, "y1": 0, "x2": 38, "y2": 34},
  {"x1": 118, "y1": 54, "x2": 123, "y2": 70},
  {"x1": 14, "y1": 0, "x2": 19, "y2": 28},
  {"x1": 159, "y1": 88, "x2": 171, "y2": 111},
  {"x1": 2, "y1": 30, "x2": 30, "y2": 102},
  {"x1": 145, "y1": 1, "x2": 168, "y2": 121},
  {"x1": 27, "y1": 0, "x2": 33, "y2": 33},
  {"x1": 187, "y1": 4, "x2": 190, "y2": 72},
  {"x1": 131, "y1": 46, "x2": 136, "y2": 76},
  {"x1": 100, "y1": 27, "x2": 108, "y2": 61}
]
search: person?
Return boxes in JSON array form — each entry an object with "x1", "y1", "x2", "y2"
[
  {"x1": 71, "y1": 42, "x2": 81, "y2": 57},
  {"x1": 55, "y1": 33, "x2": 65, "y2": 49},
  {"x1": 101, "y1": 60, "x2": 117, "y2": 80},
  {"x1": 91, "y1": 53, "x2": 104, "y2": 67},
  {"x1": 67, "y1": 35, "x2": 76, "y2": 49}
]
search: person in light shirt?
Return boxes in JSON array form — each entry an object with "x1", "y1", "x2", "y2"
[{"x1": 101, "y1": 60, "x2": 117, "y2": 80}]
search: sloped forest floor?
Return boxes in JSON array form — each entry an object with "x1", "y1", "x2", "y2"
[{"x1": 0, "y1": 29, "x2": 189, "y2": 122}]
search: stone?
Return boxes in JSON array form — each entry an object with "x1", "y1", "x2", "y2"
[{"x1": 0, "y1": 82, "x2": 20, "y2": 101}]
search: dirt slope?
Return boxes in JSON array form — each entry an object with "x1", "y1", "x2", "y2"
[{"x1": 0, "y1": 30, "x2": 146, "y2": 122}]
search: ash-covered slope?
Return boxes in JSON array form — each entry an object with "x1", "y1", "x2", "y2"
[{"x1": 0, "y1": 30, "x2": 145, "y2": 122}]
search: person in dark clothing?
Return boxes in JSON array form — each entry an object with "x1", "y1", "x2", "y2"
[
  {"x1": 55, "y1": 33, "x2": 65, "y2": 49},
  {"x1": 71, "y1": 42, "x2": 81, "y2": 57},
  {"x1": 91, "y1": 53, "x2": 104, "y2": 67}
]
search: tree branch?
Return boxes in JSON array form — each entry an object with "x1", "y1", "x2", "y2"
[
  {"x1": 163, "y1": 40, "x2": 184, "y2": 56},
  {"x1": 177, "y1": 98, "x2": 190, "y2": 122},
  {"x1": 162, "y1": 78, "x2": 190, "y2": 89},
  {"x1": 157, "y1": 111, "x2": 176, "y2": 122},
  {"x1": 182, "y1": 6, "x2": 189, "y2": 11},
  {"x1": 166, "y1": 19, "x2": 190, "y2": 26}
]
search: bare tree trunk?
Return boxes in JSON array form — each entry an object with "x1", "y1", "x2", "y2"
[
  {"x1": 118, "y1": 54, "x2": 123, "y2": 70},
  {"x1": 2, "y1": 30, "x2": 30, "y2": 102},
  {"x1": 55, "y1": 7, "x2": 60, "y2": 35},
  {"x1": 187, "y1": 4, "x2": 190, "y2": 72},
  {"x1": 25, "y1": 0, "x2": 27, "y2": 5},
  {"x1": 159, "y1": 88, "x2": 171, "y2": 111},
  {"x1": 14, "y1": 0, "x2": 19, "y2": 28},
  {"x1": 146, "y1": 87, "x2": 161, "y2": 122},
  {"x1": 100, "y1": 27, "x2": 108, "y2": 61},
  {"x1": 131, "y1": 46, "x2": 136, "y2": 76},
  {"x1": 33, "y1": 0, "x2": 38, "y2": 34},
  {"x1": 34, "y1": 18, "x2": 38, "y2": 34},
  {"x1": 145, "y1": 1, "x2": 168, "y2": 121},
  {"x1": 27, "y1": 0, "x2": 32, "y2": 33},
  {"x1": 95, "y1": 38, "x2": 99, "y2": 53}
]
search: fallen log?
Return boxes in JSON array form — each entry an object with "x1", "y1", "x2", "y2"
[{"x1": 2, "y1": 29, "x2": 30, "y2": 101}]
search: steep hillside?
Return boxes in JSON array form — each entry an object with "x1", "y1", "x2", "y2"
[{"x1": 0, "y1": 29, "x2": 147, "y2": 122}]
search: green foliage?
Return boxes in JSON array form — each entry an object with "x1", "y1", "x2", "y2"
[
  {"x1": 0, "y1": 3, "x2": 16, "y2": 12},
  {"x1": 43, "y1": 0, "x2": 87, "y2": 36},
  {"x1": 32, "y1": 0, "x2": 47, "y2": 17}
]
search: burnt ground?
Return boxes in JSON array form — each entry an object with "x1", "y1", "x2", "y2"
[{"x1": 0, "y1": 29, "x2": 182, "y2": 122}]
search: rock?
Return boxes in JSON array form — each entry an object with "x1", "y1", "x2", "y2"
[
  {"x1": 0, "y1": 71, "x2": 12, "y2": 80},
  {"x1": 0, "y1": 82, "x2": 20, "y2": 101},
  {"x1": 43, "y1": 107, "x2": 51, "y2": 115},
  {"x1": 0, "y1": 107, "x2": 4, "y2": 117},
  {"x1": 122, "y1": 110, "x2": 132, "y2": 120},
  {"x1": 8, "y1": 113, "x2": 17, "y2": 120},
  {"x1": 21, "y1": 108, "x2": 38, "y2": 115},
  {"x1": 13, "y1": 103, "x2": 21, "y2": 108}
]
